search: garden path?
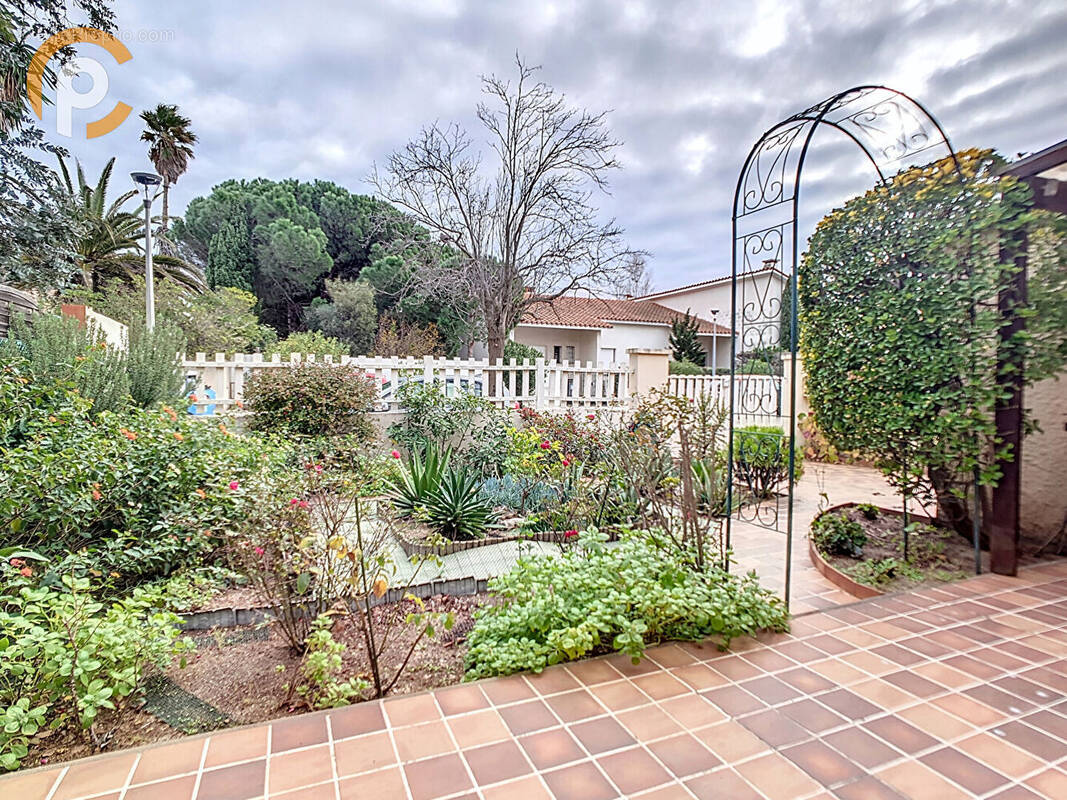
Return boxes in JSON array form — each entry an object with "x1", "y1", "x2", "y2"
[{"x1": 5, "y1": 559, "x2": 1066, "y2": 799}]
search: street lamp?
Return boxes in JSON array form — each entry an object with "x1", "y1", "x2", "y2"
[
  {"x1": 131, "y1": 171, "x2": 162, "y2": 330},
  {"x1": 710, "y1": 308, "x2": 720, "y2": 373}
]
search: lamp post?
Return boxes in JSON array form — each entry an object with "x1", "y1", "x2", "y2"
[
  {"x1": 131, "y1": 172, "x2": 162, "y2": 330},
  {"x1": 710, "y1": 308, "x2": 720, "y2": 373}
]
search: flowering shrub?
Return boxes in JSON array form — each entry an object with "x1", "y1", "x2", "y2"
[
  {"x1": 516, "y1": 407, "x2": 608, "y2": 465},
  {"x1": 0, "y1": 566, "x2": 191, "y2": 770},
  {"x1": 0, "y1": 361, "x2": 283, "y2": 586},
  {"x1": 465, "y1": 528, "x2": 789, "y2": 678},
  {"x1": 504, "y1": 427, "x2": 568, "y2": 479},
  {"x1": 244, "y1": 363, "x2": 378, "y2": 438}
]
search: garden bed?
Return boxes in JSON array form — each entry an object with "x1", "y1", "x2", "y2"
[
  {"x1": 24, "y1": 594, "x2": 482, "y2": 770},
  {"x1": 810, "y1": 503, "x2": 986, "y2": 595}
]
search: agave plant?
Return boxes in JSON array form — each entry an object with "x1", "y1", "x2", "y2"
[
  {"x1": 425, "y1": 467, "x2": 496, "y2": 541},
  {"x1": 387, "y1": 443, "x2": 450, "y2": 517}
]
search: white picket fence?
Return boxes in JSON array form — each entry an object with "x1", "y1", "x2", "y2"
[
  {"x1": 181, "y1": 353, "x2": 632, "y2": 414},
  {"x1": 667, "y1": 374, "x2": 783, "y2": 417}
]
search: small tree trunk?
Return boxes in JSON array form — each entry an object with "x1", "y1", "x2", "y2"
[
  {"x1": 487, "y1": 327, "x2": 505, "y2": 396},
  {"x1": 161, "y1": 178, "x2": 170, "y2": 233}
]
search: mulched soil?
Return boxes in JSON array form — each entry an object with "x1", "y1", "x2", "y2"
[
  {"x1": 24, "y1": 593, "x2": 484, "y2": 771},
  {"x1": 820, "y1": 504, "x2": 989, "y2": 593}
]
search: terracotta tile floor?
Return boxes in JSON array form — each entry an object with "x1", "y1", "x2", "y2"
[{"x1": 4, "y1": 559, "x2": 1066, "y2": 800}]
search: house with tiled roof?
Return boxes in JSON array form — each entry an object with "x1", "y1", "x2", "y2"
[
  {"x1": 511, "y1": 295, "x2": 730, "y2": 368},
  {"x1": 507, "y1": 263, "x2": 786, "y2": 367}
]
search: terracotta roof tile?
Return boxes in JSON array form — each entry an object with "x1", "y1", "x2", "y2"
[{"x1": 520, "y1": 296, "x2": 729, "y2": 333}]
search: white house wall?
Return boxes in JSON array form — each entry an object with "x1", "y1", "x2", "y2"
[
  {"x1": 597, "y1": 322, "x2": 672, "y2": 364},
  {"x1": 512, "y1": 326, "x2": 600, "y2": 363}
]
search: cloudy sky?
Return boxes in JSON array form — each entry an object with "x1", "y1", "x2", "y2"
[{"x1": 50, "y1": 0, "x2": 1067, "y2": 290}]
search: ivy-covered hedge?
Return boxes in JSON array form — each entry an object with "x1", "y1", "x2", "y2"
[{"x1": 799, "y1": 148, "x2": 1066, "y2": 507}]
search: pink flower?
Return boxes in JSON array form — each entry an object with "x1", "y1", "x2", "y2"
[
  {"x1": 254, "y1": 546, "x2": 265, "y2": 556},
  {"x1": 228, "y1": 481, "x2": 239, "y2": 491},
  {"x1": 586, "y1": 414, "x2": 595, "y2": 420},
  {"x1": 513, "y1": 402, "x2": 520, "y2": 410},
  {"x1": 540, "y1": 441, "x2": 551, "y2": 450},
  {"x1": 562, "y1": 459, "x2": 571, "y2": 467},
  {"x1": 20, "y1": 567, "x2": 33, "y2": 577},
  {"x1": 391, "y1": 450, "x2": 401, "y2": 459},
  {"x1": 289, "y1": 498, "x2": 299, "y2": 506},
  {"x1": 564, "y1": 529, "x2": 579, "y2": 539},
  {"x1": 298, "y1": 500, "x2": 310, "y2": 510},
  {"x1": 314, "y1": 464, "x2": 323, "y2": 474}
]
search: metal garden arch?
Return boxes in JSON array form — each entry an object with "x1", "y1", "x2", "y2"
[{"x1": 724, "y1": 86, "x2": 960, "y2": 608}]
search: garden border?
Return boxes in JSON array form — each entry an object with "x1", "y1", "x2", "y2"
[
  {"x1": 177, "y1": 576, "x2": 490, "y2": 631},
  {"x1": 394, "y1": 527, "x2": 620, "y2": 558},
  {"x1": 807, "y1": 503, "x2": 938, "y2": 600}
]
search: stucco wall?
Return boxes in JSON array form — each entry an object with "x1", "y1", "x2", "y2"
[
  {"x1": 598, "y1": 322, "x2": 671, "y2": 364},
  {"x1": 512, "y1": 325, "x2": 600, "y2": 363},
  {"x1": 1021, "y1": 372, "x2": 1067, "y2": 539}
]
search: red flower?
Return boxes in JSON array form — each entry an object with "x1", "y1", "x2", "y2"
[
  {"x1": 9, "y1": 558, "x2": 24, "y2": 567},
  {"x1": 229, "y1": 481, "x2": 239, "y2": 491},
  {"x1": 289, "y1": 498, "x2": 299, "y2": 506},
  {"x1": 586, "y1": 414, "x2": 595, "y2": 420},
  {"x1": 562, "y1": 459, "x2": 570, "y2": 467},
  {"x1": 254, "y1": 546, "x2": 265, "y2": 556},
  {"x1": 540, "y1": 441, "x2": 551, "y2": 450},
  {"x1": 391, "y1": 450, "x2": 401, "y2": 459},
  {"x1": 298, "y1": 500, "x2": 310, "y2": 510},
  {"x1": 20, "y1": 567, "x2": 33, "y2": 577},
  {"x1": 564, "y1": 529, "x2": 579, "y2": 539}
]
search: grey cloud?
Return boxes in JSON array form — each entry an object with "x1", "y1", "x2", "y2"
[{"x1": 54, "y1": 0, "x2": 1067, "y2": 290}]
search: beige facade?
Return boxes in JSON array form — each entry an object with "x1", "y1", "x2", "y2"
[{"x1": 1021, "y1": 372, "x2": 1067, "y2": 540}]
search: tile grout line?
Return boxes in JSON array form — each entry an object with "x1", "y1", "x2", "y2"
[
  {"x1": 379, "y1": 701, "x2": 415, "y2": 800},
  {"x1": 188, "y1": 738, "x2": 209, "y2": 800},
  {"x1": 324, "y1": 715, "x2": 340, "y2": 800}
]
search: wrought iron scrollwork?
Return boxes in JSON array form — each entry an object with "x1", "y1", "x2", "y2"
[{"x1": 725, "y1": 85, "x2": 956, "y2": 609}]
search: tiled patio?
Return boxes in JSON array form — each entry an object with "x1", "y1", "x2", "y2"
[{"x1": 5, "y1": 560, "x2": 1066, "y2": 800}]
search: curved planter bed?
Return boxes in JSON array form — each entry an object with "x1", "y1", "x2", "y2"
[{"x1": 807, "y1": 502, "x2": 936, "y2": 600}]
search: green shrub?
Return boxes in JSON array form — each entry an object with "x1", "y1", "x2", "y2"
[
  {"x1": 0, "y1": 312, "x2": 130, "y2": 415},
  {"x1": 516, "y1": 407, "x2": 607, "y2": 466},
  {"x1": 465, "y1": 528, "x2": 789, "y2": 678},
  {"x1": 268, "y1": 330, "x2": 349, "y2": 359},
  {"x1": 0, "y1": 362, "x2": 283, "y2": 585},
  {"x1": 0, "y1": 568, "x2": 192, "y2": 771},
  {"x1": 669, "y1": 359, "x2": 704, "y2": 375},
  {"x1": 387, "y1": 443, "x2": 450, "y2": 517},
  {"x1": 424, "y1": 467, "x2": 496, "y2": 541},
  {"x1": 283, "y1": 615, "x2": 367, "y2": 710},
  {"x1": 811, "y1": 512, "x2": 867, "y2": 557},
  {"x1": 389, "y1": 381, "x2": 509, "y2": 475},
  {"x1": 855, "y1": 503, "x2": 880, "y2": 520},
  {"x1": 732, "y1": 425, "x2": 803, "y2": 499},
  {"x1": 126, "y1": 321, "x2": 185, "y2": 408},
  {"x1": 244, "y1": 362, "x2": 378, "y2": 437}
]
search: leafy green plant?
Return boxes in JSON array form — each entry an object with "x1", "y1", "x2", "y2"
[
  {"x1": 811, "y1": 512, "x2": 867, "y2": 557},
  {"x1": 244, "y1": 362, "x2": 378, "y2": 437},
  {"x1": 0, "y1": 569, "x2": 191, "y2": 770},
  {"x1": 732, "y1": 425, "x2": 803, "y2": 500},
  {"x1": 424, "y1": 467, "x2": 497, "y2": 540},
  {"x1": 846, "y1": 557, "x2": 922, "y2": 587},
  {"x1": 465, "y1": 528, "x2": 789, "y2": 678},
  {"x1": 282, "y1": 615, "x2": 367, "y2": 710},
  {"x1": 387, "y1": 443, "x2": 450, "y2": 517},
  {"x1": 668, "y1": 359, "x2": 704, "y2": 375},
  {"x1": 855, "y1": 503, "x2": 880, "y2": 520},
  {"x1": 126, "y1": 320, "x2": 185, "y2": 408}
]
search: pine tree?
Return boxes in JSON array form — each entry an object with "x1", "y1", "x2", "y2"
[
  {"x1": 669, "y1": 310, "x2": 706, "y2": 365},
  {"x1": 207, "y1": 219, "x2": 254, "y2": 291}
]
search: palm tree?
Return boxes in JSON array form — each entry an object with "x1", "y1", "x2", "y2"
[
  {"x1": 139, "y1": 103, "x2": 197, "y2": 233},
  {"x1": 56, "y1": 155, "x2": 204, "y2": 292}
]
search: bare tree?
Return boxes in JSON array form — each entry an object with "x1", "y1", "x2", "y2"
[
  {"x1": 606, "y1": 253, "x2": 655, "y2": 298},
  {"x1": 370, "y1": 57, "x2": 643, "y2": 369}
]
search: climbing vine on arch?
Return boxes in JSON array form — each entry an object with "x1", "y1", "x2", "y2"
[{"x1": 799, "y1": 148, "x2": 1067, "y2": 531}]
